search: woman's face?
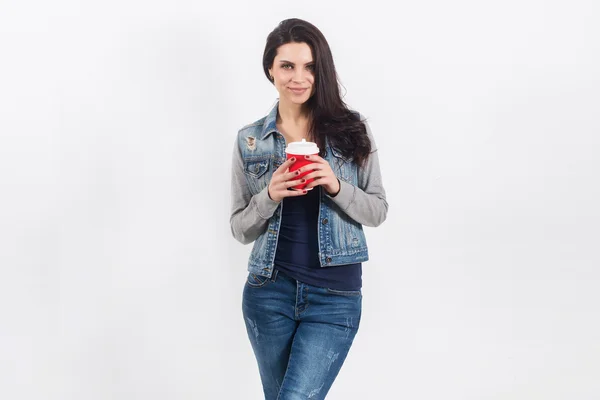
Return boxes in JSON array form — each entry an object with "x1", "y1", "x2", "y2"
[{"x1": 269, "y1": 42, "x2": 315, "y2": 106}]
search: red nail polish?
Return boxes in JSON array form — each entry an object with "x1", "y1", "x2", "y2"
[
  {"x1": 291, "y1": 157, "x2": 296, "y2": 162},
  {"x1": 303, "y1": 190, "x2": 307, "y2": 193},
  {"x1": 305, "y1": 155, "x2": 310, "y2": 159}
]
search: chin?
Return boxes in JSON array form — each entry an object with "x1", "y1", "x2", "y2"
[
  {"x1": 289, "y1": 94, "x2": 312, "y2": 105},
  {"x1": 293, "y1": 98, "x2": 310, "y2": 104}
]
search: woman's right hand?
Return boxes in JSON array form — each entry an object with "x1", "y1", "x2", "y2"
[{"x1": 268, "y1": 157, "x2": 308, "y2": 202}]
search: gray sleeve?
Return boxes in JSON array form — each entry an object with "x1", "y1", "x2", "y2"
[
  {"x1": 325, "y1": 119, "x2": 388, "y2": 227},
  {"x1": 230, "y1": 136, "x2": 281, "y2": 244}
]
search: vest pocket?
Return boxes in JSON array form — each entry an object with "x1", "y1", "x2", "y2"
[
  {"x1": 243, "y1": 157, "x2": 271, "y2": 194},
  {"x1": 330, "y1": 146, "x2": 353, "y2": 163},
  {"x1": 330, "y1": 147, "x2": 356, "y2": 183},
  {"x1": 244, "y1": 158, "x2": 269, "y2": 178}
]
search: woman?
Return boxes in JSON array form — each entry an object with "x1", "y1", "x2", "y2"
[{"x1": 230, "y1": 18, "x2": 388, "y2": 399}]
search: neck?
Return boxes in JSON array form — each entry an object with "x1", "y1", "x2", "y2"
[{"x1": 277, "y1": 99, "x2": 310, "y2": 126}]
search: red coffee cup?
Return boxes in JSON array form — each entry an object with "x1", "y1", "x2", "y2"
[{"x1": 285, "y1": 138, "x2": 319, "y2": 190}]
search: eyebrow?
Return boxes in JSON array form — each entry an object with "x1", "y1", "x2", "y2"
[{"x1": 278, "y1": 60, "x2": 315, "y2": 65}]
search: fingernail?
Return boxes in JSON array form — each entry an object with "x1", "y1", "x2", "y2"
[
  {"x1": 303, "y1": 190, "x2": 307, "y2": 193},
  {"x1": 291, "y1": 157, "x2": 296, "y2": 162},
  {"x1": 295, "y1": 171, "x2": 300, "y2": 175},
  {"x1": 301, "y1": 179, "x2": 306, "y2": 183},
  {"x1": 305, "y1": 155, "x2": 310, "y2": 159}
]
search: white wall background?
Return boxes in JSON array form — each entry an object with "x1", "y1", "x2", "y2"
[{"x1": 1, "y1": 0, "x2": 599, "y2": 399}]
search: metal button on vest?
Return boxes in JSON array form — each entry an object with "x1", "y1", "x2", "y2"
[
  {"x1": 326, "y1": 257, "x2": 332, "y2": 263},
  {"x1": 322, "y1": 218, "x2": 329, "y2": 225}
]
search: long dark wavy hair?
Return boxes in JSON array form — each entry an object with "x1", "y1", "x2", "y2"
[{"x1": 262, "y1": 18, "x2": 371, "y2": 167}]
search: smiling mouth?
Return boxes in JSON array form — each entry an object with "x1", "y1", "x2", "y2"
[{"x1": 289, "y1": 88, "x2": 308, "y2": 93}]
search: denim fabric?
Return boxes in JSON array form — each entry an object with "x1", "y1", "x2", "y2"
[
  {"x1": 230, "y1": 101, "x2": 388, "y2": 279},
  {"x1": 242, "y1": 269, "x2": 362, "y2": 400}
]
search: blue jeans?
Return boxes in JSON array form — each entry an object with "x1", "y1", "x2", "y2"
[{"x1": 242, "y1": 269, "x2": 362, "y2": 400}]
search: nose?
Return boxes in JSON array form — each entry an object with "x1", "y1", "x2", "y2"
[{"x1": 292, "y1": 68, "x2": 307, "y2": 83}]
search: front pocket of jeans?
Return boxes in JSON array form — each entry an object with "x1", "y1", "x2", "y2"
[
  {"x1": 246, "y1": 273, "x2": 271, "y2": 288},
  {"x1": 326, "y1": 288, "x2": 361, "y2": 296}
]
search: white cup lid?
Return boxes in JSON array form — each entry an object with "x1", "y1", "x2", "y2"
[{"x1": 285, "y1": 138, "x2": 319, "y2": 155}]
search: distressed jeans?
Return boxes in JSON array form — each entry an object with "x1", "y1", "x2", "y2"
[{"x1": 242, "y1": 269, "x2": 362, "y2": 400}]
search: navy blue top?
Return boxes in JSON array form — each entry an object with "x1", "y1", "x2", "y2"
[{"x1": 274, "y1": 187, "x2": 362, "y2": 291}]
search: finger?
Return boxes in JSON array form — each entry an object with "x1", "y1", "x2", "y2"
[
  {"x1": 284, "y1": 178, "x2": 307, "y2": 188},
  {"x1": 273, "y1": 176, "x2": 303, "y2": 191},
  {"x1": 273, "y1": 172, "x2": 299, "y2": 187},
  {"x1": 283, "y1": 169, "x2": 302, "y2": 181},
  {"x1": 302, "y1": 170, "x2": 332, "y2": 181},
  {"x1": 304, "y1": 177, "x2": 329, "y2": 190},
  {"x1": 295, "y1": 163, "x2": 322, "y2": 174},
  {"x1": 303, "y1": 154, "x2": 327, "y2": 163},
  {"x1": 282, "y1": 188, "x2": 309, "y2": 197},
  {"x1": 275, "y1": 157, "x2": 297, "y2": 174}
]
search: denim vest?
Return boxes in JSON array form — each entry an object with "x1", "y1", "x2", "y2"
[{"x1": 239, "y1": 105, "x2": 369, "y2": 278}]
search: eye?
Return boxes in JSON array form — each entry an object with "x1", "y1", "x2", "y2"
[
  {"x1": 306, "y1": 64, "x2": 315, "y2": 71},
  {"x1": 282, "y1": 64, "x2": 293, "y2": 70}
]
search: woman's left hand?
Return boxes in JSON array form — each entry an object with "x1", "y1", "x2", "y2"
[{"x1": 298, "y1": 155, "x2": 341, "y2": 196}]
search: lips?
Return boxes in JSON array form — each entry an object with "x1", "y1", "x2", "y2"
[{"x1": 289, "y1": 87, "x2": 308, "y2": 94}]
